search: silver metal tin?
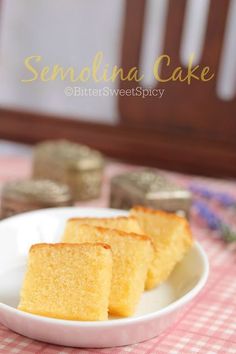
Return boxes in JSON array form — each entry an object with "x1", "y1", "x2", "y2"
[
  {"x1": 110, "y1": 169, "x2": 191, "y2": 217},
  {"x1": 1, "y1": 179, "x2": 73, "y2": 218},
  {"x1": 32, "y1": 140, "x2": 104, "y2": 200}
]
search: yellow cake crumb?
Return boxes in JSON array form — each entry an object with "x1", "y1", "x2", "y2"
[
  {"x1": 61, "y1": 216, "x2": 142, "y2": 242},
  {"x1": 130, "y1": 206, "x2": 193, "y2": 290},
  {"x1": 18, "y1": 243, "x2": 112, "y2": 321},
  {"x1": 62, "y1": 224, "x2": 154, "y2": 317}
]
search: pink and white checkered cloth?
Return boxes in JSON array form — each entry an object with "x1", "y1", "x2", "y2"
[{"x1": 0, "y1": 156, "x2": 235, "y2": 354}]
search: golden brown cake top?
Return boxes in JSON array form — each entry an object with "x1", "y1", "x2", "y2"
[
  {"x1": 68, "y1": 216, "x2": 137, "y2": 222},
  {"x1": 90, "y1": 225, "x2": 153, "y2": 243},
  {"x1": 30, "y1": 242, "x2": 111, "y2": 252},
  {"x1": 131, "y1": 205, "x2": 188, "y2": 223}
]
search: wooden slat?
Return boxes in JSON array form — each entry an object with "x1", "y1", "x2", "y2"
[
  {"x1": 119, "y1": 0, "x2": 145, "y2": 89},
  {"x1": 201, "y1": 0, "x2": 230, "y2": 87},
  {"x1": 161, "y1": 0, "x2": 187, "y2": 69},
  {"x1": 0, "y1": 108, "x2": 236, "y2": 177}
]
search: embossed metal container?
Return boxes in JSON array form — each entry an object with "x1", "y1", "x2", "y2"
[
  {"x1": 1, "y1": 179, "x2": 73, "y2": 218},
  {"x1": 32, "y1": 140, "x2": 104, "y2": 201},
  {"x1": 110, "y1": 169, "x2": 192, "y2": 216}
]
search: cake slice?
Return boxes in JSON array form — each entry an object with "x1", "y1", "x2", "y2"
[
  {"x1": 61, "y1": 216, "x2": 142, "y2": 242},
  {"x1": 131, "y1": 206, "x2": 193, "y2": 290},
  {"x1": 62, "y1": 224, "x2": 153, "y2": 317},
  {"x1": 18, "y1": 243, "x2": 112, "y2": 321}
]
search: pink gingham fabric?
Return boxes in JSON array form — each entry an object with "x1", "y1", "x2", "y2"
[{"x1": 0, "y1": 152, "x2": 236, "y2": 354}]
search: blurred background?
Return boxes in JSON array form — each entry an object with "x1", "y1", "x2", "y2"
[{"x1": 0, "y1": 0, "x2": 236, "y2": 177}]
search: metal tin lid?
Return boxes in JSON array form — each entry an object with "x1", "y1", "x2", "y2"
[
  {"x1": 1, "y1": 179, "x2": 73, "y2": 205},
  {"x1": 111, "y1": 169, "x2": 191, "y2": 200},
  {"x1": 34, "y1": 140, "x2": 104, "y2": 171}
]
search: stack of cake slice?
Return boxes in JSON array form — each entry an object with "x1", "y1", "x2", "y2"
[{"x1": 18, "y1": 207, "x2": 193, "y2": 321}]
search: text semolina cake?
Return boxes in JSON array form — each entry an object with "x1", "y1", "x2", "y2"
[
  {"x1": 62, "y1": 224, "x2": 154, "y2": 317},
  {"x1": 61, "y1": 216, "x2": 142, "y2": 242},
  {"x1": 18, "y1": 243, "x2": 112, "y2": 321},
  {"x1": 131, "y1": 206, "x2": 193, "y2": 290}
]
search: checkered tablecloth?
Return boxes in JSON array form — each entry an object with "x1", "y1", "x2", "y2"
[{"x1": 0, "y1": 154, "x2": 236, "y2": 354}]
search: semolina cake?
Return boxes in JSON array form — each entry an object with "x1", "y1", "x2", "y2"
[
  {"x1": 62, "y1": 224, "x2": 154, "y2": 317},
  {"x1": 131, "y1": 206, "x2": 193, "y2": 290},
  {"x1": 62, "y1": 216, "x2": 142, "y2": 242},
  {"x1": 18, "y1": 243, "x2": 112, "y2": 321}
]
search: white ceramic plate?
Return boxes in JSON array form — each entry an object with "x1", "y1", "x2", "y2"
[{"x1": 0, "y1": 207, "x2": 209, "y2": 348}]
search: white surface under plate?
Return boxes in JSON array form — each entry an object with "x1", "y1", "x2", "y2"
[{"x1": 0, "y1": 207, "x2": 209, "y2": 348}]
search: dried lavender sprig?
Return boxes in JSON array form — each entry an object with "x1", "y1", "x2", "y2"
[
  {"x1": 190, "y1": 185, "x2": 236, "y2": 207},
  {"x1": 192, "y1": 200, "x2": 236, "y2": 243}
]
